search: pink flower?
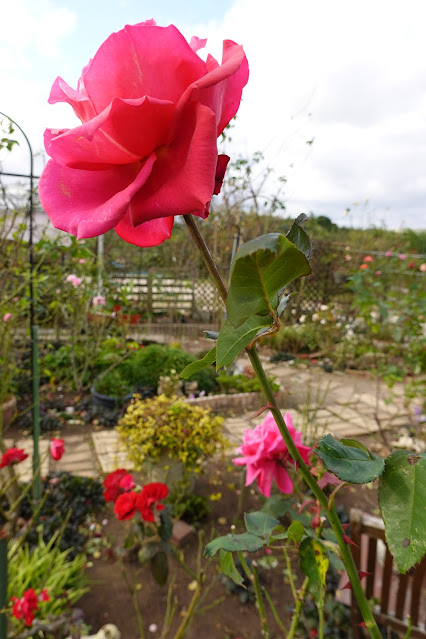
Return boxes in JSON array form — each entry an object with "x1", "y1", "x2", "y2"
[
  {"x1": 50, "y1": 438, "x2": 65, "y2": 461},
  {"x1": 93, "y1": 295, "x2": 106, "y2": 307},
  {"x1": 399, "y1": 254, "x2": 407, "y2": 260},
  {"x1": 385, "y1": 251, "x2": 392, "y2": 257},
  {"x1": 39, "y1": 21, "x2": 249, "y2": 248},
  {"x1": 375, "y1": 270, "x2": 382, "y2": 275},
  {"x1": 233, "y1": 412, "x2": 312, "y2": 498},
  {"x1": 363, "y1": 255, "x2": 373, "y2": 262},
  {"x1": 0, "y1": 447, "x2": 28, "y2": 468},
  {"x1": 65, "y1": 274, "x2": 82, "y2": 287},
  {"x1": 360, "y1": 264, "x2": 368, "y2": 270},
  {"x1": 420, "y1": 263, "x2": 426, "y2": 272},
  {"x1": 78, "y1": 258, "x2": 86, "y2": 264},
  {"x1": 2, "y1": 312, "x2": 12, "y2": 322}
]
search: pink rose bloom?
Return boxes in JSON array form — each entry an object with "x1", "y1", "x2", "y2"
[
  {"x1": 420, "y1": 263, "x2": 426, "y2": 272},
  {"x1": 93, "y1": 295, "x2": 106, "y2": 307},
  {"x1": 385, "y1": 251, "x2": 392, "y2": 257},
  {"x1": 50, "y1": 438, "x2": 65, "y2": 461},
  {"x1": 399, "y1": 254, "x2": 407, "y2": 260},
  {"x1": 233, "y1": 412, "x2": 312, "y2": 498},
  {"x1": 39, "y1": 20, "x2": 248, "y2": 248},
  {"x1": 65, "y1": 274, "x2": 82, "y2": 287},
  {"x1": 363, "y1": 255, "x2": 373, "y2": 262},
  {"x1": 78, "y1": 258, "x2": 86, "y2": 264},
  {"x1": 2, "y1": 312, "x2": 12, "y2": 322}
]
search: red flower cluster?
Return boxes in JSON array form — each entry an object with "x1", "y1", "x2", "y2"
[
  {"x1": 11, "y1": 588, "x2": 49, "y2": 626},
  {"x1": 114, "y1": 483, "x2": 168, "y2": 522},
  {"x1": 103, "y1": 471, "x2": 168, "y2": 523},
  {"x1": 0, "y1": 447, "x2": 28, "y2": 468},
  {"x1": 103, "y1": 468, "x2": 135, "y2": 502}
]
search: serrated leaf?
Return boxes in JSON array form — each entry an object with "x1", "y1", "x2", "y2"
[
  {"x1": 244, "y1": 512, "x2": 279, "y2": 538},
  {"x1": 216, "y1": 316, "x2": 273, "y2": 369},
  {"x1": 151, "y1": 551, "x2": 169, "y2": 586},
  {"x1": 316, "y1": 434, "x2": 385, "y2": 484},
  {"x1": 288, "y1": 520, "x2": 305, "y2": 544},
  {"x1": 286, "y1": 214, "x2": 313, "y2": 259},
  {"x1": 205, "y1": 532, "x2": 266, "y2": 558},
  {"x1": 227, "y1": 233, "x2": 311, "y2": 328},
  {"x1": 180, "y1": 348, "x2": 216, "y2": 379},
  {"x1": 299, "y1": 538, "x2": 329, "y2": 606},
  {"x1": 277, "y1": 293, "x2": 291, "y2": 318},
  {"x1": 220, "y1": 550, "x2": 244, "y2": 587},
  {"x1": 378, "y1": 451, "x2": 426, "y2": 573}
]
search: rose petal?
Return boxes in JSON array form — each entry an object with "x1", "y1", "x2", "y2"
[
  {"x1": 84, "y1": 24, "x2": 206, "y2": 113},
  {"x1": 45, "y1": 97, "x2": 175, "y2": 170},
  {"x1": 190, "y1": 36, "x2": 207, "y2": 53},
  {"x1": 128, "y1": 102, "x2": 217, "y2": 224},
  {"x1": 39, "y1": 153, "x2": 156, "y2": 238},
  {"x1": 178, "y1": 39, "x2": 249, "y2": 136},
  {"x1": 115, "y1": 212, "x2": 174, "y2": 247},
  {"x1": 49, "y1": 76, "x2": 95, "y2": 122}
]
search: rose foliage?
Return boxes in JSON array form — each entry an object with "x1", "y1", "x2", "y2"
[{"x1": 39, "y1": 20, "x2": 248, "y2": 247}]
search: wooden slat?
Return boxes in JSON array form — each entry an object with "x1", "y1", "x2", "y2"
[
  {"x1": 366, "y1": 537, "x2": 377, "y2": 599},
  {"x1": 410, "y1": 558, "x2": 426, "y2": 626},
  {"x1": 395, "y1": 572, "x2": 409, "y2": 619},
  {"x1": 381, "y1": 549, "x2": 393, "y2": 614}
]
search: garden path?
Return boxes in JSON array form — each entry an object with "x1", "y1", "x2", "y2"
[{"x1": 5, "y1": 363, "x2": 411, "y2": 480}]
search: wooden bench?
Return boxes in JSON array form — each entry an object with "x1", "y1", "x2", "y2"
[{"x1": 350, "y1": 508, "x2": 426, "y2": 638}]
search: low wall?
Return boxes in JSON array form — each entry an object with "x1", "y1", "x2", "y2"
[{"x1": 186, "y1": 389, "x2": 288, "y2": 414}]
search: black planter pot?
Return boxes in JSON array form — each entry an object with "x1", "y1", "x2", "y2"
[{"x1": 91, "y1": 387, "x2": 133, "y2": 410}]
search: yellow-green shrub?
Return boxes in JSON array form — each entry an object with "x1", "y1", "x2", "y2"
[{"x1": 117, "y1": 394, "x2": 226, "y2": 473}]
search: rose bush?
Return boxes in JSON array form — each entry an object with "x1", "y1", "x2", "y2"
[{"x1": 39, "y1": 20, "x2": 248, "y2": 247}]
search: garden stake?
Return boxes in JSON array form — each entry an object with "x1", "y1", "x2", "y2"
[
  {"x1": 183, "y1": 213, "x2": 383, "y2": 639},
  {"x1": 31, "y1": 325, "x2": 41, "y2": 504}
]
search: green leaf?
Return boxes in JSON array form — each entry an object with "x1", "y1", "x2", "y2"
[
  {"x1": 340, "y1": 438, "x2": 374, "y2": 459},
  {"x1": 205, "y1": 532, "x2": 267, "y2": 558},
  {"x1": 138, "y1": 542, "x2": 159, "y2": 564},
  {"x1": 378, "y1": 451, "x2": 426, "y2": 573},
  {"x1": 261, "y1": 495, "x2": 292, "y2": 519},
  {"x1": 227, "y1": 233, "x2": 311, "y2": 328},
  {"x1": 316, "y1": 434, "x2": 385, "y2": 484},
  {"x1": 216, "y1": 316, "x2": 273, "y2": 369},
  {"x1": 180, "y1": 348, "x2": 216, "y2": 379},
  {"x1": 286, "y1": 214, "x2": 313, "y2": 259},
  {"x1": 299, "y1": 538, "x2": 329, "y2": 606},
  {"x1": 244, "y1": 512, "x2": 279, "y2": 538},
  {"x1": 150, "y1": 551, "x2": 169, "y2": 586},
  {"x1": 288, "y1": 520, "x2": 305, "y2": 544},
  {"x1": 219, "y1": 550, "x2": 245, "y2": 587}
]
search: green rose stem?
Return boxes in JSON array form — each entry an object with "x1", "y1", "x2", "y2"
[{"x1": 183, "y1": 214, "x2": 382, "y2": 639}]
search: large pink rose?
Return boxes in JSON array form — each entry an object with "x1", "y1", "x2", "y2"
[
  {"x1": 39, "y1": 20, "x2": 249, "y2": 247},
  {"x1": 233, "y1": 412, "x2": 312, "y2": 498}
]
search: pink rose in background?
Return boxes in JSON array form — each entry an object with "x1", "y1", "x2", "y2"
[
  {"x1": 385, "y1": 250, "x2": 392, "y2": 257},
  {"x1": 2, "y1": 312, "x2": 12, "y2": 322},
  {"x1": 93, "y1": 295, "x2": 106, "y2": 307},
  {"x1": 233, "y1": 412, "x2": 312, "y2": 498},
  {"x1": 39, "y1": 20, "x2": 248, "y2": 248},
  {"x1": 363, "y1": 255, "x2": 373, "y2": 262},
  {"x1": 50, "y1": 438, "x2": 65, "y2": 461},
  {"x1": 399, "y1": 254, "x2": 407, "y2": 260},
  {"x1": 65, "y1": 274, "x2": 83, "y2": 287}
]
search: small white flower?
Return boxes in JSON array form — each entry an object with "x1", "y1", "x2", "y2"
[
  {"x1": 149, "y1": 623, "x2": 158, "y2": 633},
  {"x1": 320, "y1": 319, "x2": 326, "y2": 325},
  {"x1": 320, "y1": 304, "x2": 329, "y2": 311},
  {"x1": 299, "y1": 314, "x2": 306, "y2": 324}
]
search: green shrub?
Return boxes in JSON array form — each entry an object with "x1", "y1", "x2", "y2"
[
  {"x1": 94, "y1": 368, "x2": 133, "y2": 396},
  {"x1": 117, "y1": 394, "x2": 226, "y2": 473},
  {"x1": 128, "y1": 344, "x2": 219, "y2": 394}
]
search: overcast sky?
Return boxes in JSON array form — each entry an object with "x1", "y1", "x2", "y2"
[{"x1": 1, "y1": 0, "x2": 425, "y2": 230}]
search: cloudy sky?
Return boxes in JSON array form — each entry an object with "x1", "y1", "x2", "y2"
[{"x1": 1, "y1": 0, "x2": 425, "y2": 230}]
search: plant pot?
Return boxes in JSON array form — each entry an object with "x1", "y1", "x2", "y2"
[
  {"x1": 91, "y1": 387, "x2": 133, "y2": 410},
  {"x1": 143, "y1": 455, "x2": 195, "y2": 491},
  {"x1": 1, "y1": 395, "x2": 17, "y2": 428}
]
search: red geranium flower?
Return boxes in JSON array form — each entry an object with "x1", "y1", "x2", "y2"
[
  {"x1": 50, "y1": 438, "x2": 65, "y2": 461},
  {"x1": 0, "y1": 447, "x2": 28, "y2": 468},
  {"x1": 114, "y1": 491, "x2": 139, "y2": 520},
  {"x1": 137, "y1": 482, "x2": 168, "y2": 523},
  {"x1": 11, "y1": 588, "x2": 39, "y2": 626}
]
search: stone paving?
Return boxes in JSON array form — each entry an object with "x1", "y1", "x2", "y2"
[{"x1": 3, "y1": 361, "x2": 412, "y2": 480}]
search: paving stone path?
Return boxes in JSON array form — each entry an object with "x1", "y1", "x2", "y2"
[{"x1": 4, "y1": 361, "x2": 411, "y2": 481}]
